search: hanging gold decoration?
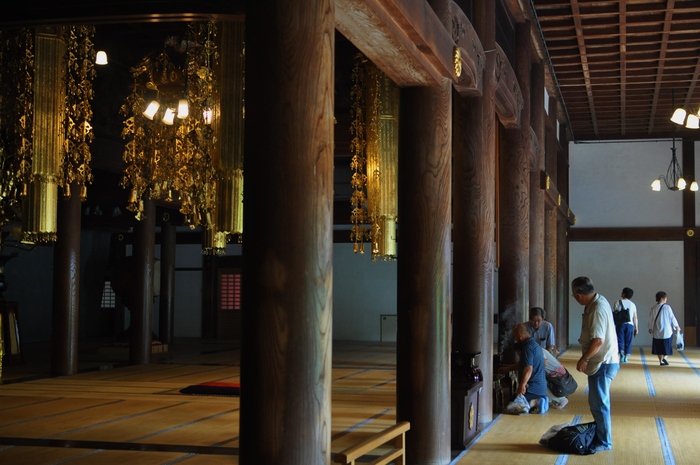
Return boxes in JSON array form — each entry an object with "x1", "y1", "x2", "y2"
[
  {"x1": 1, "y1": 25, "x2": 96, "y2": 245},
  {"x1": 203, "y1": 21, "x2": 244, "y2": 256},
  {"x1": 60, "y1": 25, "x2": 96, "y2": 201},
  {"x1": 0, "y1": 28, "x2": 34, "y2": 236},
  {"x1": 349, "y1": 54, "x2": 369, "y2": 254},
  {"x1": 21, "y1": 27, "x2": 67, "y2": 245},
  {"x1": 120, "y1": 21, "x2": 218, "y2": 227},
  {"x1": 350, "y1": 55, "x2": 399, "y2": 261}
]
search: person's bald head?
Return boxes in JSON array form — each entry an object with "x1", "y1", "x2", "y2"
[{"x1": 513, "y1": 324, "x2": 531, "y2": 342}]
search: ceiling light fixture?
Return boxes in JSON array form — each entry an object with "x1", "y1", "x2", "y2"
[
  {"x1": 670, "y1": 89, "x2": 700, "y2": 129},
  {"x1": 651, "y1": 137, "x2": 698, "y2": 191},
  {"x1": 95, "y1": 50, "x2": 108, "y2": 65}
]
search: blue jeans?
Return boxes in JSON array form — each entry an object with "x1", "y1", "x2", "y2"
[
  {"x1": 616, "y1": 324, "x2": 634, "y2": 355},
  {"x1": 588, "y1": 363, "x2": 619, "y2": 449}
]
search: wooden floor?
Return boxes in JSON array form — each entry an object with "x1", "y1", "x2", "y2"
[{"x1": 1, "y1": 340, "x2": 699, "y2": 464}]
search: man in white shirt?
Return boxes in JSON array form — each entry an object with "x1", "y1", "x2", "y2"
[{"x1": 572, "y1": 276, "x2": 620, "y2": 452}]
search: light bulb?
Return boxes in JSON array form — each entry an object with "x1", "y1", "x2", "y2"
[
  {"x1": 678, "y1": 177, "x2": 687, "y2": 190},
  {"x1": 143, "y1": 100, "x2": 160, "y2": 120},
  {"x1": 671, "y1": 108, "x2": 686, "y2": 125},
  {"x1": 686, "y1": 114, "x2": 699, "y2": 129},
  {"x1": 177, "y1": 99, "x2": 189, "y2": 119},
  {"x1": 203, "y1": 108, "x2": 213, "y2": 125},
  {"x1": 651, "y1": 179, "x2": 661, "y2": 191},
  {"x1": 691, "y1": 181, "x2": 698, "y2": 192},
  {"x1": 95, "y1": 51, "x2": 108, "y2": 65},
  {"x1": 162, "y1": 108, "x2": 175, "y2": 125}
]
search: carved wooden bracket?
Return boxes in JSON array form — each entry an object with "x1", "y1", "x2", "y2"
[
  {"x1": 335, "y1": 0, "x2": 483, "y2": 92},
  {"x1": 450, "y1": 1, "x2": 484, "y2": 96},
  {"x1": 493, "y1": 43, "x2": 523, "y2": 128}
]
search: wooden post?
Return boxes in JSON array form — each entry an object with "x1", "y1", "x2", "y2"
[
  {"x1": 51, "y1": 183, "x2": 81, "y2": 376},
  {"x1": 158, "y1": 216, "x2": 175, "y2": 345},
  {"x1": 452, "y1": 0, "x2": 496, "y2": 424},
  {"x1": 498, "y1": 22, "x2": 532, "y2": 347},
  {"x1": 530, "y1": 61, "x2": 546, "y2": 308},
  {"x1": 397, "y1": 79, "x2": 452, "y2": 464},
  {"x1": 130, "y1": 198, "x2": 155, "y2": 365},
  {"x1": 241, "y1": 0, "x2": 334, "y2": 463}
]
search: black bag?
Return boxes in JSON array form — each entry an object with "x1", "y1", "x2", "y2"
[
  {"x1": 546, "y1": 422, "x2": 597, "y2": 455},
  {"x1": 547, "y1": 369, "x2": 578, "y2": 397},
  {"x1": 613, "y1": 300, "x2": 631, "y2": 326}
]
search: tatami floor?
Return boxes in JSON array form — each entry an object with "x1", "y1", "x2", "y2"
[{"x1": 1, "y1": 340, "x2": 699, "y2": 464}]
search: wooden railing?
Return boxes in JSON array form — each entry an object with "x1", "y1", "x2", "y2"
[{"x1": 334, "y1": 421, "x2": 410, "y2": 465}]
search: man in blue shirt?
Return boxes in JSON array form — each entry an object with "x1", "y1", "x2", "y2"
[{"x1": 500, "y1": 324, "x2": 549, "y2": 413}]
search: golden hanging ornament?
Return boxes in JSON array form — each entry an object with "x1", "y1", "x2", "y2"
[
  {"x1": 120, "y1": 21, "x2": 218, "y2": 227},
  {"x1": 349, "y1": 55, "x2": 399, "y2": 262}
]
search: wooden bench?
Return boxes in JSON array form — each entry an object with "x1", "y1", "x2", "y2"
[{"x1": 334, "y1": 421, "x2": 410, "y2": 465}]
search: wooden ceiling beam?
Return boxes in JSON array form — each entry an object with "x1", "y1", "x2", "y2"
[
  {"x1": 334, "y1": 0, "x2": 484, "y2": 94},
  {"x1": 570, "y1": 0, "x2": 598, "y2": 136},
  {"x1": 647, "y1": 0, "x2": 675, "y2": 135}
]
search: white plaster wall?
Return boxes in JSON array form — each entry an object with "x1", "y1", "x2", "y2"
[
  {"x1": 333, "y1": 243, "x2": 397, "y2": 341},
  {"x1": 568, "y1": 139, "x2": 692, "y2": 350},
  {"x1": 569, "y1": 139, "x2": 685, "y2": 228},
  {"x1": 569, "y1": 241, "x2": 684, "y2": 349}
]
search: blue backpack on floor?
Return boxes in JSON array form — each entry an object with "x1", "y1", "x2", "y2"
[{"x1": 542, "y1": 422, "x2": 597, "y2": 455}]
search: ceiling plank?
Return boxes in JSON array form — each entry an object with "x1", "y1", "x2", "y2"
[
  {"x1": 647, "y1": 0, "x2": 675, "y2": 135},
  {"x1": 570, "y1": 0, "x2": 598, "y2": 136}
]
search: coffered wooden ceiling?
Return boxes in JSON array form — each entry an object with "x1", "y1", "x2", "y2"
[{"x1": 531, "y1": 0, "x2": 700, "y2": 141}]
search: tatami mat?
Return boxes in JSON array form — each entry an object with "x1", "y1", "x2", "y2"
[{"x1": 1, "y1": 343, "x2": 699, "y2": 464}]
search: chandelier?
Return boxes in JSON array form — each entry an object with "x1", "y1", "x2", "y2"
[
  {"x1": 349, "y1": 54, "x2": 399, "y2": 261},
  {"x1": 651, "y1": 137, "x2": 698, "y2": 191},
  {"x1": 120, "y1": 21, "x2": 218, "y2": 228}
]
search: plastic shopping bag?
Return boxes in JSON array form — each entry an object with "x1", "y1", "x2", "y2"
[{"x1": 505, "y1": 394, "x2": 530, "y2": 415}]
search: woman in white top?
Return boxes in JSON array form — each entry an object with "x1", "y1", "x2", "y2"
[
  {"x1": 648, "y1": 291, "x2": 680, "y2": 366},
  {"x1": 613, "y1": 287, "x2": 638, "y2": 363}
]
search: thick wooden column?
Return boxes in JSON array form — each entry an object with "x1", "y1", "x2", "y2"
[
  {"x1": 241, "y1": 1, "x2": 334, "y2": 463},
  {"x1": 130, "y1": 198, "x2": 155, "y2": 365},
  {"x1": 681, "y1": 138, "x2": 697, "y2": 346},
  {"x1": 556, "y1": 207, "x2": 569, "y2": 348},
  {"x1": 544, "y1": 208, "x2": 558, "y2": 343},
  {"x1": 529, "y1": 61, "x2": 546, "y2": 308},
  {"x1": 452, "y1": 0, "x2": 496, "y2": 424},
  {"x1": 51, "y1": 184, "x2": 81, "y2": 376},
  {"x1": 498, "y1": 22, "x2": 532, "y2": 346},
  {"x1": 547, "y1": 124, "x2": 578, "y2": 347},
  {"x1": 397, "y1": 80, "x2": 452, "y2": 464},
  {"x1": 158, "y1": 216, "x2": 176, "y2": 345}
]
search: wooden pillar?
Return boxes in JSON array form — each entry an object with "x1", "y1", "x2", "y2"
[
  {"x1": 544, "y1": 208, "x2": 558, "y2": 345},
  {"x1": 682, "y1": 138, "x2": 698, "y2": 346},
  {"x1": 130, "y1": 198, "x2": 155, "y2": 365},
  {"x1": 556, "y1": 115, "x2": 570, "y2": 348},
  {"x1": 51, "y1": 184, "x2": 81, "y2": 376},
  {"x1": 241, "y1": 0, "x2": 334, "y2": 463},
  {"x1": 530, "y1": 61, "x2": 545, "y2": 308},
  {"x1": 397, "y1": 80, "x2": 452, "y2": 464},
  {"x1": 158, "y1": 216, "x2": 176, "y2": 345},
  {"x1": 556, "y1": 209, "x2": 569, "y2": 348},
  {"x1": 498, "y1": 22, "x2": 531, "y2": 347},
  {"x1": 452, "y1": 0, "x2": 496, "y2": 424}
]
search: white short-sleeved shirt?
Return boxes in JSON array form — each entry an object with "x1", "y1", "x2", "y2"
[
  {"x1": 578, "y1": 293, "x2": 619, "y2": 375},
  {"x1": 613, "y1": 299, "x2": 637, "y2": 326}
]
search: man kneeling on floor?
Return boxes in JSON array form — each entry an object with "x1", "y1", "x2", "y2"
[{"x1": 500, "y1": 324, "x2": 549, "y2": 413}]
